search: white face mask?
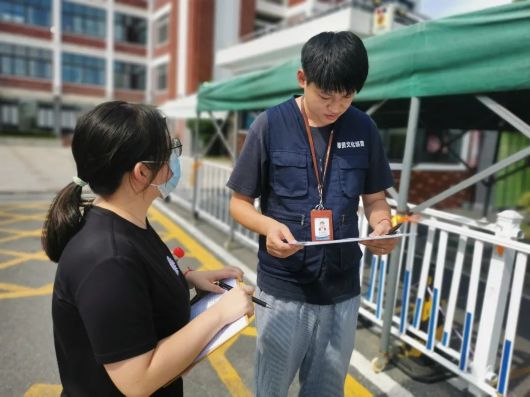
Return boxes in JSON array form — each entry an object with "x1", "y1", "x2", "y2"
[{"x1": 150, "y1": 152, "x2": 181, "y2": 199}]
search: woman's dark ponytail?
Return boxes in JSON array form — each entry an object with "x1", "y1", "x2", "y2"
[
  {"x1": 42, "y1": 182, "x2": 89, "y2": 262},
  {"x1": 41, "y1": 101, "x2": 171, "y2": 263}
]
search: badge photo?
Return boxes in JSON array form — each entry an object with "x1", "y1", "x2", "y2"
[{"x1": 310, "y1": 209, "x2": 333, "y2": 241}]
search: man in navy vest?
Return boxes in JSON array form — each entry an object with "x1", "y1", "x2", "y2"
[{"x1": 227, "y1": 31, "x2": 397, "y2": 396}]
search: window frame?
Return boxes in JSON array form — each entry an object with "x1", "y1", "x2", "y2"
[
  {"x1": 62, "y1": 52, "x2": 105, "y2": 86},
  {"x1": 62, "y1": 1, "x2": 106, "y2": 38}
]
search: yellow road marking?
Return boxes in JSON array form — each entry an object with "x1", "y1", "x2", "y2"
[
  {"x1": 0, "y1": 212, "x2": 47, "y2": 226},
  {"x1": 23, "y1": 384, "x2": 62, "y2": 397},
  {"x1": 150, "y1": 206, "x2": 254, "y2": 395},
  {"x1": 0, "y1": 249, "x2": 48, "y2": 270},
  {"x1": 0, "y1": 282, "x2": 32, "y2": 292},
  {"x1": 510, "y1": 365, "x2": 530, "y2": 380},
  {"x1": 0, "y1": 228, "x2": 41, "y2": 244},
  {"x1": 6, "y1": 203, "x2": 372, "y2": 397},
  {"x1": 150, "y1": 207, "x2": 373, "y2": 397},
  {"x1": 148, "y1": 207, "x2": 223, "y2": 271},
  {"x1": 0, "y1": 282, "x2": 53, "y2": 299},
  {"x1": 344, "y1": 374, "x2": 372, "y2": 397},
  {"x1": 208, "y1": 335, "x2": 252, "y2": 397},
  {"x1": 0, "y1": 201, "x2": 49, "y2": 210},
  {"x1": 241, "y1": 326, "x2": 257, "y2": 337}
]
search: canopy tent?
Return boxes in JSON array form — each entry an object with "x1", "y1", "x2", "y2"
[
  {"x1": 197, "y1": 1, "x2": 530, "y2": 112},
  {"x1": 159, "y1": 94, "x2": 227, "y2": 119},
  {"x1": 194, "y1": 1, "x2": 530, "y2": 368}
]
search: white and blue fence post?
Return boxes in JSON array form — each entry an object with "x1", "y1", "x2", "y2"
[{"x1": 470, "y1": 210, "x2": 523, "y2": 396}]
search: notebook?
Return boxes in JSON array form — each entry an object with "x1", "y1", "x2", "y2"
[{"x1": 190, "y1": 278, "x2": 250, "y2": 363}]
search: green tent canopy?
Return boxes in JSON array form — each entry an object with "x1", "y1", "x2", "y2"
[{"x1": 198, "y1": 1, "x2": 530, "y2": 112}]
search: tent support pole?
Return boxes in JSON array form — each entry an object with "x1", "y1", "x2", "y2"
[
  {"x1": 200, "y1": 112, "x2": 229, "y2": 157},
  {"x1": 192, "y1": 111, "x2": 201, "y2": 220},
  {"x1": 226, "y1": 111, "x2": 239, "y2": 249},
  {"x1": 412, "y1": 145, "x2": 530, "y2": 214},
  {"x1": 366, "y1": 100, "x2": 387, "y2": 116},
  {"x1": 207, "y1": 111, "x2": 235, "y2": 161},
  {"x1": 377, "y1": 97, "x2": 420, "y2": 367},
  {"x1": 476, "y1": 95, "x2": 530, "y2": 139}
]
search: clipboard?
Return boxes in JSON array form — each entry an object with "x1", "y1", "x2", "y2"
[
  {"x1": 163, "y1": 278, "x2": 251, "y2": 387},
  {"x1": 189, "y1": 278, "x2": 250, "y2": 364}
]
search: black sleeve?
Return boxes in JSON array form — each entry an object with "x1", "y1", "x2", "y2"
[
  {"x1": 226, "y1": 112, "x2": 269, "y2": 198},
  {"x1": 76, "y1": 256, "x2": 157, "y2": 364},
  {"x1": 364, "y1": 118, "x2": 394, "y2": 194}
]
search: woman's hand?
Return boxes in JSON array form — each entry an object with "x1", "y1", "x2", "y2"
[
  {"x1": 213, "y1": 284, "x2": 255, "y2": 324},
  {"x1": 185, "y1": 266, "x2": 244, "y2": 293}
]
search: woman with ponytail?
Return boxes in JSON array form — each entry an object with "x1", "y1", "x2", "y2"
[{"x1": 42, "y1": 101, "x2": 254, "y2": 396}]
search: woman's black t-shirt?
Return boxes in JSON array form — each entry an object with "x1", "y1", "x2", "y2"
[{"x1": 52, "y1": 206, "x2": 190, "y2": 396}]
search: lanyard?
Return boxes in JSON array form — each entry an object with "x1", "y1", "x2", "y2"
[{"x1": 301, "y1": 97, "x2": 334, "y2": 209}]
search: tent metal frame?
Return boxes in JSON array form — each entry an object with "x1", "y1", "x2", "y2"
[{"x1": 191, "y1": 90, "x2": 529, "y2": 366}]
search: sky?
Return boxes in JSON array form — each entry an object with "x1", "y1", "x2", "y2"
[{"x1": 417, "y1": 0, "x2": 512, "y2": 18}]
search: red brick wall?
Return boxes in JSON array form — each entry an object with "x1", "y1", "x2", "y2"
[
  {"x1": 155, "y1": 0, "x2": 172, "y2": 10},
  {"x1": 154, "y1": 42, "x2": 171, "y2": 58},
  {"x1": 115, "y1": 42, "x2": 147, "y2": 57},
  {"x1": 62, "y1": 34, "x2": 105, "y2": 49},
  {"x1": 62, "y1": 83, "x2": 105, "y2": 97},
  {"x1": 154, "y1": 91, "x2": 169, "y2": 106},
  {"x1": 240, "y1": 0, "x2": 256, "y2": 38},
  {"x1": 392, "y1": 170, "x2": 474, "y2": 209},
  {"x1": 116, "y1": 0, "x2": 147, "y2": 8},
  {"x1": 114, "y1": 89, "x2": 145, "y2": 103},
  {"x1": 186, "y1": 0, "x2": 214, "y2": 94},
  {"x1": 0, "y1": 76, "x2": 52, "y2": 91},
  {"x1": 167, "y1": 0, "x2": 178, "y2": 99},
  {"x1": 0, "y1": 21, "x2": 52, "y2": 40}
]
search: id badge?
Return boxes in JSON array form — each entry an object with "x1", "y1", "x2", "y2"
[{"x1": 310, "y1": 209, "x2": 334, "y2": 241}]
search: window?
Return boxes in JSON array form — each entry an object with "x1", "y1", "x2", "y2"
[
  {"x1": 0, "y1": 102, "x2": 18, "y2": 126},
  {"x1": 156, "y1": 14, "x2": 169, "y2": 45},
  {"x1": 380, "y1": 128, "x2": 464, "y2": 164},
  {"x1": 62, "y1": 52, "x2": 105, "y2": 85},
  {"x1": 0, "y1": 0, "x2": 51, "y2": 26},
  {"x1": 156, "y1": 63, "x2": 167, "y2": 91},
  {"x1": 115, "y1": 12, "x2": 146, "y2": 45},
  {"x1": 416, "y1": 129, "x2": 465, "y2": 164},
  {"x1": 37, "y1": 105, "x2": 78, "y2": 129},
  {"x1": 37, "y1": 106, "x2": 54, "y2": 128},
  {"x1": 114, "y1": 61, "x2": 146, "y2": 90},
  {"x1": 0, "y1": 43, "x2": 52, "y2": 79},
  {"x1": 61, "y1": 108, "x2": 77, "y2": 129},
  {"x1": 62, "y1": 1, "x2": 106, "y2": 38}
]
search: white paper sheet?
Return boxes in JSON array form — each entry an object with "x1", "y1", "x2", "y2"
[
  {"x1": 289, "y1": 233, "x2": 413, "y2": 247},
  {"x1": 190, "y1": 278, "x2": 249, "y2": 363}
]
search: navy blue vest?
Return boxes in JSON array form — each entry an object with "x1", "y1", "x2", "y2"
[{"x1": 259, "y1": 98, "x2": 373, "y2": 285}]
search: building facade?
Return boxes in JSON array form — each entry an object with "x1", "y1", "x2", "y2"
[
  {"x1": 0, "y1": 0, "x2": 415, "y2": 137},
  {"x1": 0, "y1": 0, "x2": 218, "y2": 138}
]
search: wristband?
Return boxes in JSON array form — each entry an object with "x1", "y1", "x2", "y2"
[{"x1": 183, "y1": 267, "x2": 194, "y2": 276}]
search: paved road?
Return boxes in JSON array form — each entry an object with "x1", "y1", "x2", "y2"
[{"x1": 4, "y1": 137, "x2": 527, "y2": 396}]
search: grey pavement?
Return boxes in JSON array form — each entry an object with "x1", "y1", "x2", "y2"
[{"x1": 0, "y1": 136, "x2": 488, "y2": 397}]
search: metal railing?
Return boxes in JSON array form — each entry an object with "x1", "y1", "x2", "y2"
[
  {"x1": 240, "y1": 0, "x2": 374, "y2": 43},
  {"x1": 170, "y1": 156, "x2": 528, "y2": 396}
]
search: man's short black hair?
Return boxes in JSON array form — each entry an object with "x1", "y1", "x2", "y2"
[{"x1": 301, "y1": 31, "x2": 368, "y2": 94}]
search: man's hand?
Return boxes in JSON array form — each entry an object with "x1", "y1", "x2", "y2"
[
  {"x1": 266, "y1": 221, "x2": 302, "y2": 258},
  {"x1": 360, "y1": 218, "x2": 398, "y2": 256}
]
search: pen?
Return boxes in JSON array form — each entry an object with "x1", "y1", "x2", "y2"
[
  {"x1": 387, "y1": 222, "x2": 403, "y2": 235},
  {"x1": 216, "y1": 280, "x2": 273, "y2": 309}
]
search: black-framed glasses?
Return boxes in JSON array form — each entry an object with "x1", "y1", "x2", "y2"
[
  {"x1": 141, "y1": 137, "x2": 183, "y2": 165},
  {"x1": 170, "y1": 138, "x2": 183, "y2": 158}
]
